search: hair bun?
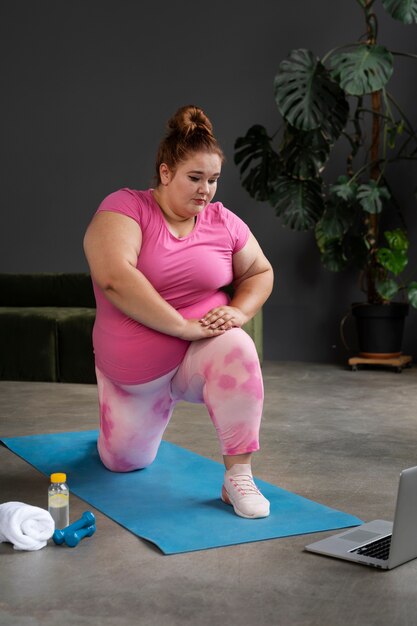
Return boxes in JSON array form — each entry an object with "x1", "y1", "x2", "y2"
[
  {"x1": 168, "y1": 105, "x2": 213, "y2": 138},
  {"x1": 155, "y1": 105, "x2": 224, "y2": 183}
]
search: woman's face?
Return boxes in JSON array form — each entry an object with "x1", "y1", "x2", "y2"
[{"x1": 159, "y1": 151, "x2": 222, "y2": 220}]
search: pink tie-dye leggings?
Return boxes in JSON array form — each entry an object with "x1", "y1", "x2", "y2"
[{"x1": 95, "y1": 328, "x2": 264, "y2": 472}]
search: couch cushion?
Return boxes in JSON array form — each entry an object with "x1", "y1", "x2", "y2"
[
  {"x1": 0, "y1": 307, "x2": 96, "y2": 383},
  {"x1": 0, "y1": 308, "x2": 59, "y2": 381},
  {"x1": 55, "y1": 308, "x2": 96, "y2": 384}
]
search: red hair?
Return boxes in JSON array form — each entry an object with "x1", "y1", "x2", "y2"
[{"x1": 155, "y1": 105, "x2": 224, "y2": 183}]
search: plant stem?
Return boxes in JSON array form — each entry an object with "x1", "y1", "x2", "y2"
[
  {"x1": 386, "y1": 92, "x2": 416, "y2": 136},
  {"x1": 320, "y1": 42, "x2": 363, "y2": 65},
  {"x1": 346, "y1": 97, "x2": 363, "y2": 177},
  {"x1": 391, "y1": 51, "x2": 417, "y2": 61},
  {"x1": 357, "y1": 108, "x2": 392, "y2": 122},
  {"x1": 357, "y1": 155, "x2": 417, "y2": 177},
  {"x1": 385, "y1": 92, "x2": 417, "y2": 156},
  {"x1": 366, "y1": 0, "x2": 381, "y2": 303}
]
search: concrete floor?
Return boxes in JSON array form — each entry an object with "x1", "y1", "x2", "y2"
[{"x1": 1, "y1": 361, "x2": 417, "y2": 626}]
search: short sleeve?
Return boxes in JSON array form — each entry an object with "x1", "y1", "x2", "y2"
[
  {"x1": 221, "y1": 205, "x2": 251, "y2": 254},
  {"x1": 96, "y1": 188, "x2": 142, "y2": 227}
]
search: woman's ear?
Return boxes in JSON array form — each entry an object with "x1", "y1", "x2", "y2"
[{"x1": 159, "y1": 163, "x2": 172, "y2": 185}]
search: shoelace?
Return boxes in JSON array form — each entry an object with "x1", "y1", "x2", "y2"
[{"x1": 228, "y1": 474, "x2": 262, "y2": 497}]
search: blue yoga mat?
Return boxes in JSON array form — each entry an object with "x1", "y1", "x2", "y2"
[{"x1": 1, "y1": 431, "x2": 362, "y2": 554}]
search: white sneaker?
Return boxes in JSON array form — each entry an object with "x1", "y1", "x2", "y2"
[{"x1": 221, "y1": 464, "x2": 270, "y2": 519}]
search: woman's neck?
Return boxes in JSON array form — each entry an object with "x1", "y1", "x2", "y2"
[
  {"x1": 152, "y1": 188, "x2": 191, "y2": 224},
  {"x1": 152, "y1": 188, "x2": 196, "y2": 237}
]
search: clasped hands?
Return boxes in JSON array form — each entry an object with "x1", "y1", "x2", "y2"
[
  {"x1": 200, "y1": 305, "x2": 246, "y2": 331},
  {"x1": 179, "y1": 306, "x2": 246, "y2": 341}
]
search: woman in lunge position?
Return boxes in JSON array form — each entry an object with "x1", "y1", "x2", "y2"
[{"x1": 84, "y1": 105, "x2": 274, "y2": 518}]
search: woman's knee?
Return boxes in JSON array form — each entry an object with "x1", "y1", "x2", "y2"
[
  {"x1": 216, "y1": 327, "x2": 260, "y2": 363},
  {"x1": 97, "y1": 437, "x2": 158, "y2": 472},
  {"x1": 210, "y1": 328, "x2": 261, "y2": 379},
  {"x1": 196, "y1": 329, "x2": 263, "y2": 408},
  {"x1": 95, "y1": 367, "x2": 172, "y2": 472}
]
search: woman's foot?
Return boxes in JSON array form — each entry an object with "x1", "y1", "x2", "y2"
[{"x1": 221, "y1": 464, "x2": 270, "y2": 519}]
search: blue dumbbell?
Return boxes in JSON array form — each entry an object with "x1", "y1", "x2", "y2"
[
  {"x1": 65, "y1": 524, "x2": 96, "y2": 547},
  {"x1": 53, "y1": 511, "x2": 96, "y2": 545}
]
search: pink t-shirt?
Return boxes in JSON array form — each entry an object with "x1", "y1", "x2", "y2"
[{"x1": 92, "y1": 188, "x2": 250, "y2": 384}]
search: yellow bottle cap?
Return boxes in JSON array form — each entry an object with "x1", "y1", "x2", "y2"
[{"x1": 50, "y1": 472, "x2": 67, "y2": 483}]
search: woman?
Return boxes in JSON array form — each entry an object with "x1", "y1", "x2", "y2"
[{"x1": 84, "y1": 105, "x2": 274, "y2": 519}]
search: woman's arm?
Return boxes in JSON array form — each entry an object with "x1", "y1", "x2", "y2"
[
  {"x1": 200, "y1": 233, "x2": 273, "y2": 330},
  {"x1": 83, "y1": 211, "x2": 225, "y2": 340}
]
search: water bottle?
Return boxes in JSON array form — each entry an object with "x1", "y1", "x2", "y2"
[{"x1": 48, "y1": 472, "x2": 69, "y2": 529}]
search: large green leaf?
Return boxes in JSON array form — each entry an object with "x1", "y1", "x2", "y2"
[
  {"x1": 270, "y1": 176, "x2": 324, "y2": 230},
  {"x1": 315, "y1": 196, "x2": 359, "y2": 271},
  {"x1": 329, "y1": 175, "x2": 358, "y2": 203},
  {"x1": 346, "y1": 234, "x2": 371, "y2": 269},
  {"x1": 384, "y1": 228, "x2": 409, "y2": 252},
  {"x1": 376, "y1": 248, "x2": 408, "y2": 275},
  {"x1": 316, "y1": 197, "x2": 354, "y2": 240},
  {"x1": 381, "y1": 0, "x2": 417, "y2": 23},
  {"x1": 330, "y1": 45, "x2": 393, "y2": 96},
  {"x1": 376, "y1": 278, "x2": 400, "y2": 300},
  {"x1": 315, "y1": 223, "x2": 369, "y2": 271},
  {"x1": 234, "y1": 125, "x2": 281, "y2": 201},
  {"x1": 357, "y1": 181, "x2": 390, "y2": 214},
  {"x1": 407, "y1": 281, "x2": 417, "y2": 307},
  {"x1": 279, "y1": 126, "x2": 330, "y2": 180},
  {"x1": 274, "y1": 49, "x2": 349, "y2": 138},
  {"x1": 319, "y1": 240, "x2": 348, "y2": 272},
  {"x1": 376, "y1": 229, "x2": 409, "y2": 275}
]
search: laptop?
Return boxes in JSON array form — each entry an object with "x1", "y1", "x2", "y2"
[{"x1": 305, "y1": 466, "x2": 417, "y2": 570}]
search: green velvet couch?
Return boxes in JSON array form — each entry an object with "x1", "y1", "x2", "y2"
[
  {"x1": 0, "y1": 273, "x2": 96, "y2": 383},
  {"x1": 0, "y1": 273, "x2": 263, "y2": 384}
]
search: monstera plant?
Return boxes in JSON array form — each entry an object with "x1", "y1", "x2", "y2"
[{"x1": 235, "y1": 0, "x2": 417, "y2": 326}]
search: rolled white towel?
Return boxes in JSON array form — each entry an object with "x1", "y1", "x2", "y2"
[{"x1": 0, "y1": 501, "x2": 55, "y2": 551}]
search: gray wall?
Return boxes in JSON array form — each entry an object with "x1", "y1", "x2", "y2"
[{"x1": 1, "y1": 0, "x2": 417, "y2": 362}]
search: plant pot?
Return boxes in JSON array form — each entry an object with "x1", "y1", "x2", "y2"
[{"x1": 352, "y1": 302, "x2": 409, "y2": 358}]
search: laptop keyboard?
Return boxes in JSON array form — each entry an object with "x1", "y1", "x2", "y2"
[{"x1": 353, "y1": 535, "x2": 392, "y2": 560}]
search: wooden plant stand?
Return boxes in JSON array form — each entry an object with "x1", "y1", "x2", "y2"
[{"x1": 348, "y1": 354, "x2": 413, "y2": 373}]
